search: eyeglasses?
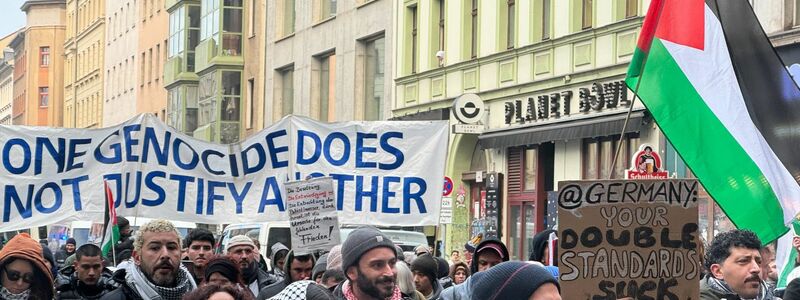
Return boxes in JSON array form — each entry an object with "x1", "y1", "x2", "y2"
[{"x1": 4, "y1": 269, "x2": 33, "y2": 284}]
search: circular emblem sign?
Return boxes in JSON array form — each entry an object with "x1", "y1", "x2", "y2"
[{"x1": 453, "y1": 94, "x2": 484, "y2": 124}]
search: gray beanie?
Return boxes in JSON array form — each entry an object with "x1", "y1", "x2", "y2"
[{"x1": 342, "y1": 226, "x2": 396, "y2": 272}]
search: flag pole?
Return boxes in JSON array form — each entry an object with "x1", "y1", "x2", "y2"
[{"x1": 608, "y1": 0, "x2": 667, "y2": 179}]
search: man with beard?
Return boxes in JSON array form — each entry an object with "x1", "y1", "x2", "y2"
[
  {"x1": 101, "y1": 219, "x2": 197, "y2": 300},
  {"x1": 333, "y1": 226, "x2": 414, "y2": 300},
  {"x1": 226, "y1": 235, "x2": 278, "y2": 297},
  {"x1": 56, "y1": 244, "x2": 116, "y2": 299},
  {"x1": 56, "y1": 238, "x2": 77, "y2": 269},
  {"x1": 700, "y1": 229, "x2": 774, "y2": 300},
  {"x1": 182, "y1": 228, "x2": 215, "y2": 285},
  {"x1": 256, "y1": 249, "x2": 316, "y2": 299}
]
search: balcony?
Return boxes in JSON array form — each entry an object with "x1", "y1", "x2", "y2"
[{"x1": 164, "y1": 56, "x2": 199, "y2": 87}]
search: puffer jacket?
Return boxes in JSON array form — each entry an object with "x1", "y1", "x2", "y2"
[{"x1": 55, "y1": 265, "x2": 118, "y2": 299}]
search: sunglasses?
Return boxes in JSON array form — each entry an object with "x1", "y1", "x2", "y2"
[{"x1": 4, "y1": 269, "x2": 33, "y2": 284}]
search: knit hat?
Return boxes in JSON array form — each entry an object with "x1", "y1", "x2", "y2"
[
  {"x1": 470, "y1": 239, "x2": 510, "y2": 274},
  {"x1": 469, "y1": 261, "x2": 560, "y2": 299},
  {"x1": 341, "y1": 226, "x2": 395, "y2": 273},
  {"x1": 0, "y1": 233, "x2": 55, "y2": 299},
  {"x1": 66, "y1": 238, "x2": 77, "y2": 246},
  {"x1": 411, "y1": 254, "x2": 439, "y2": 285},
  {"x1": 435, "y1": 256, "x2": 450, "y2": 279},
  {"x1": 268, "y1": 280, "x2": 335, "y2": 300},
  {"x1": 414, "y1": 245, "x2": 432, "y2": 255},
  {"x1": 204, "y1": 256, "x2": 242, "y2": 284},
  {"x1": 312, "y1": 253, "x2": 328, "y2": 280},
  {"x1": 226, "y1": 235, "x2": 255, "y2": 253},
  {"x1": 326, "y1": 245, "x2": 343, "y2": 271}
]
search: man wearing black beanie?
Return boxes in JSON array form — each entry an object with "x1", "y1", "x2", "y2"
[{"x1": 411, "y1": 254, "x2": 442, "y2": 300}]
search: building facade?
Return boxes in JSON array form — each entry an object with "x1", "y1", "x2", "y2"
[
  {"x1": 262, "y1": 0, "x2": 394, "y2": 125},
  {"x1": 103, "y1": 0, "x2": 139, "y2": 126},
  {"x1": 242, "y1": 0, "x2": 265, "y2": 137},
  {"x1": 12, "y1": 0, "x2": 66, "y2": 127},
  {"x1": 392, "y1": 0, "x2": 663, "y2": 259},
  {"x1": 137, "y1": 0, "x2": 168, "y2": 121},
  {"x1": 0, "y1": 47, "x2": 14, "y2": 125},
  {"x1": 64, "y1": 0, "x2": 105, "y2": 128}
]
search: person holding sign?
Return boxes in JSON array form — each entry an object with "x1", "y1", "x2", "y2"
[{"x1": 700, "y1": 230, "x2": 774, "y2": 300}]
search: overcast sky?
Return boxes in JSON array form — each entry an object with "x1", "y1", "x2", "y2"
[{"x1": 0, "y1": 0, "x2": 27, "y2": 39}]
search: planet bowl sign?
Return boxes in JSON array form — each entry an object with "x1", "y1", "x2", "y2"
[{"x1": 626, "y1": 144, "x2": 669, "y2": 179}]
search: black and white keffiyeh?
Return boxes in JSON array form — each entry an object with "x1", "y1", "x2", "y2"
[
  {"x1": 0, "y1": 286, "x2": 30, "y2": 300},
  {"x1": 125, "y1": 262, "x2": 197, "y2": 300},
  {"x1": 269, "y1": 280, "x2": 313, "y2": 300},
  {"x1": 706, "y1": 276, "x2": 774, "y2": 300}
]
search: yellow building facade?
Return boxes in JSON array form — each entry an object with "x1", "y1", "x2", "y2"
[
  {"x1": 12, "y1": 0, "x2": 67, "y2": 127},
  {"x1": 64, "y1": 0, "x2": 105, "y2": 128}
]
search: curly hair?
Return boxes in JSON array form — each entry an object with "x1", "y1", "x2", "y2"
[
  {"x1": 182, "y1": 283, "x2": 255, "y2": 300},
  {"x1": 133, "y1": 219, "x2": 182, "y2": 252},
  {"x1": 704, "y1": 229, "x2": 761, "y2": 271}
]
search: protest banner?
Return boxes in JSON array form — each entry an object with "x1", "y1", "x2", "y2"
[
  {"x1": 557, "y1": 179, "x2": 701, "y2": 300},
  {"x1": 286, "y1": 177, "x2": 341, "y2": 254},
  {"x1": 0, "y1": 114, "x2": 449, "y2": 231}
]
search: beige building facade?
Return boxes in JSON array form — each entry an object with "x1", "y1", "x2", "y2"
[
  {"x1": 0, "y1": 48, "x2": 13, "y2": 125},
  {"x1": 243, "y1": 0, "x2": 266, "y2": 137},
  {"x1": 64, "y1": 0, "x2": 105, "y2": 128},
  {"x1": 103, "y1": 0, "x2": 139, "y2": 126},
  {"x1": 138, "y1": 0, "x2": 168, "y2": 120},
  {"x1": 263, "y1": 0, "x2": 395, "y2": 124},
  {"x1": 12, "y1": 0, "x2": 66, "y2": 127}
]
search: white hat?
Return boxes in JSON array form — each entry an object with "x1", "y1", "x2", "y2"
[{"x1": 226, "y1": 235, "x2": 255, "y2": 253}]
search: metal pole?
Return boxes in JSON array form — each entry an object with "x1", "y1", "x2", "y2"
[{"x1": 607, "y1": 0, "x2": 666, "y2": 179}]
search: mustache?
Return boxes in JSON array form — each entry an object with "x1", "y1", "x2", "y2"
[
  {"x1": 376, "y1": 276, "x2": 394, "y2": 284},
  {"x1": 745, "y1": 275, "x2": 761, "y2": 283},
  {"x1": 155, "y1": 261, "x2": 175, "y2": 269}
]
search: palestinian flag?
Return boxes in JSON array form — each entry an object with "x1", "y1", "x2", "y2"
[
  {"x1": 100, "y1": 180, "x2": 119, "y2": 261},
  {"x1": 626, "y1": 0, "x2": 800, "y2": 246}
]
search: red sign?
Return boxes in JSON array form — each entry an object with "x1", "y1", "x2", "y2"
[
  {"x1": 626, "y1": 144, "x2": 669, "y2": 179},
  {"x1": 443, "y1": 176, "x2": 454, "y2": 196}
]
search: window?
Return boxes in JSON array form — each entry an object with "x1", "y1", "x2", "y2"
[
  {"x1": 148, "y1": 48, "x2": 153, "y2": 83},
  {"x1": 221, "y1": 1, "x2": 243, "y2": 56},
  {"x1": 542, "y1": 0, "x2": 550, "y2": 40},
  {"x1": 279, "y1": 67, "x2": 294, "y2": 116},
  {"x1": 316, "y1": 53, "x2": 335, "y2": 122},
  {"x1": 433, "y1": 0, "x2": 445, "y2": 67},
  {"x1": 582, "y1": 134, "x2": 639, "y2": 179},
  {"x1": 318, "y1": 0, "x2": 336, "y2": 21},
  {"x1": 248, "y1": 0, "x2": 255, "y2": 37},
  {"x1": 188, "y1": 5, "x2": 201, "y2": 71},
  {"x1": 625, "y1": 0, "x2": 637, "y2": 18},
  {"x1": 582, "y1": 0, "x2": 593, "y2": 29},
  {"x1": 198, "y1": 72, "x2": 218, "y2": 132},
  {"x1": 40, "y1": 47, "x2": 50, "y2": 67},
  {"x1": 523, "y1": 148, "x2": 536, "y2": 190},
  {"x1": 39, "y1": 87, "x2": 49, "y2": 107},
  {"x1": 507, "y1": 0, "x2": 515, "y2": 49},
  {"x1": 471, "y1": 0, "x2": 478, "y2": 58},
  {"x1": 155, "y1": 44, "x2": 160, "y2": 81},
  {"x1": 140, "y1": 52, "x2": 145, "y2": 86},
  {"x1": 409, "y1": 5, "x2": 418, "y2": 74},
  {"x1": 364, "y1": 37, "x2": 384, "y2": 121},
  {"x1": 282, "y1": 0, "x2": 296, "y2": 36},
  {"x1": 168, "y1": 6, "x2": 185, "y2": 58},
  {"x1": 201, "y1": 0, "x2": 221, "y2": 50},
  {"x1": 221, "y1": 71, "x2": 241, "y2": 122},
  {"x1": 246, "y1": 78, "x2": 254, "y2": 128}
]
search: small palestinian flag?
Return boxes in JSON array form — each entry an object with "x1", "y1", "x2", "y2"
[{"x1": 100, "y1": 180, "x2": 119, "y2": 261}]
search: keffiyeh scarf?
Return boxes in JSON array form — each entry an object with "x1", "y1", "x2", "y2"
[
  {"x1": 125, "y1": 263, "x2": 197, "y2": 300},
  {"x1": 342, "y1": 280, "x2": 402, "y2": 300},
  {"x1": 0, "y1": 286, "x2": 29, "y2": 300},
  {"x1": 706, "y1": 276, "x2": 774, "y2": 300}
]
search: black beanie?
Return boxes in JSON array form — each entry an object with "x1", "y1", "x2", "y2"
[
  {"x1": 205, "y1": 258, "x2": 240, "y2": 283},
  {"x1": 435, "y1": 256, "x2": 449, "y2": 279},
  {"x1": 341, "y1": 226, "x2": 395, "y2": 273},
  {"x1": 66, "y1": 238, "x2": 77, "y2": 246},
  {"x1": 470, "y1": 261, "x2": 559, "y2": 299},
  {"x1": 411, "y1": 254, "x2": 439, "y2": 284}
]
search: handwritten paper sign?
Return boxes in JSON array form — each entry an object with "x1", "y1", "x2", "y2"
[
  {"x1": 557, "y1": 180, "x2": 701, "y2": 300},
  {"x1": 286, "y1": 177, "x2": 341, "y2": 254}
]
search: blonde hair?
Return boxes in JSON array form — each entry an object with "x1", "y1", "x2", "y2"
[{"x1": 133, "y1": 219, "x2": 182, "y2": 252}]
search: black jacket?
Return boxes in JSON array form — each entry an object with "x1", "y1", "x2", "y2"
[
  {"x1": 55, "y1": 249, "x2": 75, "y2": 269},
  {"x1": 256, "y1": 250, "x2": 317, "y2": 299},
  {"x1": 99, "y1": 269, "x2": 142, "y2": 300},
  {"x1": 56, "y1": 265, "x2": 117, "y2": 299}
]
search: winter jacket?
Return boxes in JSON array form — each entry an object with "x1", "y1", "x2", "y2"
[
  {"x1": 99, "y1": 269, "x2": 143, "y2": 300},
  {"x1": 699, "y1": 276, "x2": 741, "y2": 300},
  {"x1": 55, "y1": 265, "x2": 117, "y2": 299},
  {"x1": 55, "y1": 249, "x2": 75, "y2": 269},
  {"x1": 256, "y1": 250, "x2": 317, "y2": 299},
  {"x1": 438, "y1": 276, "x2": 472, "y2": 300},
  {"x1": 269, "y1": 242, "x2": 290, "y2": 279}
]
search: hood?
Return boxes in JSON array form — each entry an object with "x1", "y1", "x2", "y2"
[
  {"x1": 427, "y1": 279, "x2": 443, "y2": 300},
  {"x1": 312, "y1": 253, "x2": 328, "y2": 279},
  {"x1": 270, "y1": 242, "x2": 290, "y2": 269},
  {"x1": 283, "y1": 250, "x2": 316, "y2": 285},
  {"x1": 0, "y1": 233, "x2": 55, "y2": 298},
  {"x1": 469, "y1": 239, "x2": 509, "y2": 274},
  {"x1": 529, "y1": 230, "x2": 556, "y2": 262}
]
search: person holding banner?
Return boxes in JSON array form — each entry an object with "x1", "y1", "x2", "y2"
[
  {"x1": 700, "y1": 230, "x2": 774, "y2": 300},
  {"x1": 102, "y1": 219, "x2": 197, "y2": 300},
  {"x1": 0, "y1": 233, "x2": 55, "y2": 299}
]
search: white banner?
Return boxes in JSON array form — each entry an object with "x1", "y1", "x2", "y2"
[
  {"x1": 286, "y1": 177, "x2": 341, "y2": 254},
  {"x1": 0, "y1": 114, "x2": 449, "y2": 231}
]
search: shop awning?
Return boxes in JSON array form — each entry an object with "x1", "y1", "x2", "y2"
[{"x1": 478, "y1": 110, "x2": 650, "y2": 149}]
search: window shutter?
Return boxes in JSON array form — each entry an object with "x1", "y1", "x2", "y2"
[{"x1": 507, "y1": 147, "x2": 523, "y2": 194}]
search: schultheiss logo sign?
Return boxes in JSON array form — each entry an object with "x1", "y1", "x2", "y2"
[{"x1": 626, "y1": 144, "x2": 669, "y2": 179}]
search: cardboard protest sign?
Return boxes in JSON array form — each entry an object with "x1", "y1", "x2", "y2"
[
  {"x1": 0, "y1": 114, "x2": 448, "y2": 231},
  {"x1": 558, "y1": 180, "x2": 701, "y2": 300},
  {"x1": 286, "y1": 177, "x2": 341, "y2": 254}
]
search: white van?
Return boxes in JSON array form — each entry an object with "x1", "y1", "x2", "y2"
[
  {"x1": 70, "y1": 217, "x2": 197, "y2": 247},
  {"x1": 218, "y1": 223, "x2": 428, "y2": 259}
]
